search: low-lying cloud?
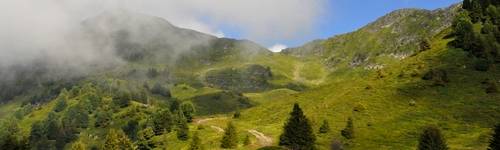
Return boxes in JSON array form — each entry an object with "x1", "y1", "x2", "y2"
[{"x1": 0, "y1": 0, "x2": 327, "y2": 76}]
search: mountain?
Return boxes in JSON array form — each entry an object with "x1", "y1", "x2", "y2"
[
  {"x1": 2, "y1": 2, "x2": 500, "y2": 150},
  {"x1": 282, "y1": 3, "x2": 461, "y2": 73}
]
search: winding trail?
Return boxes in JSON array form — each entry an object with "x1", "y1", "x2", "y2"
[
  {"x1": 193, "y1": 117, "x2": 227, "y2": 124},
  {"x1": 211, "y1": 125, "x2": 224, "y2": 132},
  {"x1": 248, "y1": 130, "x2": 274, "y2": 146}
]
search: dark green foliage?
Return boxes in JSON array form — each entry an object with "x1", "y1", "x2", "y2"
[
  {"x1": 279, "y1": 103, "x2": 316, "y2": 150},
  {"x1": 136, "y1": 127, "x2": 155, "y2": 150},
  {"x1": 170, "y1": 99, "x2": 180, "y2": 112},
  {"x1": 142, "y1": 81, "x2": 150, "y2": 91},
  {"x1": 103, "y1": 129, "x2": 133, "y2": 150},
  {"x1": 147, "y1": 68, "x2": 159, "y2": 78},
  {"x1": 319, "y1": 120, "x2": 330, "y2": 133},
  {"x1": 233, "y1": 107, "x2": 241, "y2": 118},
  {"x1": 479, "y1": 0, "x2": 492, "y2": 11},
  {"x1": 13, "y1": 108, "x2": 24, "y2": 121},
  {"x1": 140, "y1": 88, "x2": 149, "y2": 104},
  {"x1": 54, "y1": 93, "x2": 68, "y2": 112},
  {"x1": 489, "y1": 124, "x2": 500, "y2": 150},
  {"x1": 486, "y1": 5, "x2": 500, "y2": 24},
  {"x1": 188, "y1": 131, "x2": 205, "y2": 150},
  {"x1": 482, "y1": 19, "x2": 496, "y2": 34},
  {"x1": 23, "y1": 103, "x2": 33, "y2": 115},
  {"x1": 151, "y1": 82, "x2": 171, "y2": 97},
  {"x1": 221, "y1": 121, "x2": 238, "y2": 149},
  {"x1": 471, "y1": 0, "x2": 483, "y2": 22},
  {"x1": 243, "y1": 135, "x2": 251, "y2": 146},
  {"x1": 70, "y1": 86, "x2": 81, "y2": 99},
  {"x1": 74, "y1": 103, "x2": 90, "y2": 128},
  {"x1": 43, "y1": 111, "x2": 59, "y2": 140},
  {"x1": 474, "y1": 58, "x2": 490, "y2": 71},
  {"x1": 452, "y1": 15, "x2": 476, "y2": 50},
  {"x1": 29, "y1": 120, "x2": 43, "y2": 147},
  {"x1": 85, "y1": 93, "x2": 101, "y2": 111},
  {"x1": 341, "y1": 117, "x2": 355, "y2": 139},
  {"x1": 152, "y1": 109, "x2": 173, "y2": 135},
  {"x1": 177, "y1": 109, "x2": 190, "y2": 141},
  {"x1": 121, "y1": 120, "x2": 139, "y2": 141},
  {"x1": 113, "y1": 90, "x2": 132, "y2": 108},
  {"x1": 418, "y1": 34, "x2": 432, "y2": 52},
  {"x1": 417, "y1": 126, "x2": 448, "y2": 150},
  {"x1": 55, "y1": 127, "x2": 69, "y2": 150},
  {"x1": 180, "y1": 101, "x2": 196, "y2": 122},
  {"x1": 463, "y1": 0, "x2": 472, "y2": 10},
  {"x1": 1, "y1": 134, "x2": 19, "y2": 150}
]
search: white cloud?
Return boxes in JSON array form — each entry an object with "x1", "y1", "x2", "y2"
[{"x1": 268, "y1": 44, "x2": 288, "y2": 52}]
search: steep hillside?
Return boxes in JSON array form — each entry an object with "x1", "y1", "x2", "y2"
[{"x1": 282, "y1": 3, "x2": 461, "y2": 74}]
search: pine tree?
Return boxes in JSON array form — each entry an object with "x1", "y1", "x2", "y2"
[
  {"x1": 28, "y1": 120, "x2": 43, "y2": 147},
  {"x1": 479, "y1": 0, "x2": 492, "y2": 12},
  {"x1": 188, "y1": 131, "x2": 205, "y2": 150},
  {"x1": 243, "y1": 135, "x2": 251, "y2": 146},
  {"x1": 319, "y1": 120, "x2": 331, "y2": 133},
  {"x1": 137, "y1": 127, "x2": 155, "y2": 150},
  {"x1": 86, "y1": 93, "x2": 101, "y2": 111},
  {"x1": 54, "y1": 93, "x2": 67, "y2": 112},
  {"x1": 221, "y1": 121, "x2": 238, "y2": 149},
  {"x1": 489, "y1": 124, "x2": 500, "y2": 150},
  {"x1": 43, "y1": 111, "x2": 59, "y2": 140},
  {"x1": 180, "y1": 101, "x2": 196, "y2": 122},
  {"x1": 341, "y1": 117, "x2": 355, "y2": 139},
  {"x1": 117, "y1": 129, "x2": 134, "y2": 150},
  {"x1": 113, "y1": 90, "x2": 132, "y2": 108},
  {"x1": 140, "y1": 88, "x2": 149, "y2": 105},
  {"x1": 453, "y1": 16, "x2": 476, "y2": 50},
  {"x1": 70, "y1": 86, "x2": 81, "y2": 99},
  {"x1": 471, "y1": 0, "x2": 484, "y2": 22},
  {"x1": 152, "y1": 109, "x2": 173, "y2": 135},
  {"x1": 233, "y1": 107, "x2": 241, "y2": 118},
  {"x1": 463, "y1": 0, "x2": 472, "y2": 10},
  {"x1": 161, "y1": 128, "x2": 169, "y2": 150},
  {"x1": 483, "y1": 19, "x2": 496, "y2": 34},
  {"x1": 418, "y1": 34, "x2": 432, "y2": 52},
  {"x1": 177, "y1": 109, "x2": 190, "y2": 141},
  {"x1": 417, "y1": 126, "x2": 448, "y2": 150},
  {"x1": 279, "y1": 103, "x2": 316, "y2": 150},
  {"x1": 70, "y1": 141, "x2": 85, "y2": 150},
  {"x1": 170, "y1": 99, "x2": 180, "y2": 112},
  {"x1": 486, "y1": 5, "x2": 500, "y2": 24},
  {"x1": 1, "y1": 134, "x2": 19, "y2": 150}
]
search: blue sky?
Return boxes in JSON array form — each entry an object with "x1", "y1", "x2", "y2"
[{"x1": 216, "y1": 0, "x2": 462, "y2": 51}]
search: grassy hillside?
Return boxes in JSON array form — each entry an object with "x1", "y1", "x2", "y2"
[{"x1": 232, "y1": 27, "x2": 500, "y2": 149}]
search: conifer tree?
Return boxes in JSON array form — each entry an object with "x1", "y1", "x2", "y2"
[
  {"x1": 54, "y1": 93, "x2": 67, "y2": 112},
  {"x1": 341, "y1": 117, "x2": 355, "y2": 139},
  {"x1": 418, "y1": 34, "x2": 432, "y2": 52},
  {"x1": 279, "y1": 103, "x2": 316, "y2": 150},
  {"x1": 28, "y1": 120, "x2": 43, "y2": 147},
  {"x1": 177, "y1": 109, "x2": 190, "y2": 141},
  {"x1": 117, "y1": 129, "x2": 134, "y2": 150},
  {"x1": 170, "y1": 99, "x2": 180, "y2": 112},
  {"x1": 86, "y1": 93, "x2": 101, "y2": 111},
  {"x1": 43, "y1": 111, "x2": 59, "y2": 140},
  {"x1": 243, "y1": 135, "x2": 251, "y2": 146},
  {"x1": 137, "y1": 127, "x2": 155, "y2": 150},
  {"x1": 221, "y1": 121, "x2": 238, "y2": 149},
  {"x1": 463, "y1": 0, "x2": 472, "y2": 10},
  {"x1": 188, "y1": 131, "x2": 205, "y2": 150},
  {"x1": 152, "y1": 109, "x2": 173, "y2": 135},
  {"x1": 471, "y1": 0, "x2": 484, "y2": 22},
  {"x1": 489, "y1": 124, "x2": 500, "y2": 150},
  {"x1": 141, "y1": 88, "x2": 149, "y2": 105},
  {"x1": 479, "y1": 0, "x2": 492, "y2": 12},
  {"x1": 417, "y1": 126, "x2": 448, "y2": 150},
  {"x1": 180, "y1": 101, "x2": 196, "y2": 122},
  {"x1": 233, "y1": 107, "x2": 241, "y2": 118},
  {"x1": 161, "y1": 128, "x2": 169, "y2": 150},
  {"x1": 103, "y1": 129, "x2": 119, "y2": 150},
  {"x1": 319, "y1": 120, "x2": 331, "y2": 133},
  {"x1": 70, "y1": 141, "x2": 85, "y2": 150},
  {"x1": 486, "y1": 5, "x2": 500, "y2": 24},
  {"x1": 483, "y1": 19, "x2": 496, "y2": 33},
  {"x1": 113, "y1": 90, "x2": 132, "y2": 108}
]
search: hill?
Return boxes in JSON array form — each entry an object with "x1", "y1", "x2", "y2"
[{"x1": 2, "y1": 1, "x2": 500, "y2": 150}]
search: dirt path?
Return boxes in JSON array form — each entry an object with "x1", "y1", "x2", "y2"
[
  {"x1": 248, "y1": 130, "x2": 274, "y2": 146},
  {"x1": 193, "y1": 117, "x2": 227, "y2": 124},
  {"x1": 211, "y1": 125, "x2": 224, "y2": 132}
]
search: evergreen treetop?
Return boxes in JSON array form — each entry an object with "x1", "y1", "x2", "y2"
[{"x1": 278, "y1": 103, "x2": 316, "y2": 150}]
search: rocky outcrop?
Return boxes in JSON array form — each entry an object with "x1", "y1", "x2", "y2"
[{"x1": 205, "y1": 64, "x2": 273, "y2": 92}]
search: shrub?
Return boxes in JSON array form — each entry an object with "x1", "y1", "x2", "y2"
[
  {"x1": 417, "y1": 126, "x2": 448, "y2": 150},
  {"x1": 365, "y1": 83, "x2": 373, "y2": 89},
  {"x1": 330, "y1": 137, "x2": 344, "y2": 150},
  {"x1": 354, "y1": 104, "x2": 366, "y2": 112},
  {"x1": 341, "y1": 117, "x2": 355, "y2": 139},
  {"x1": 474, "y1": 58, "x2": 489, "y2": 71},
  {"x1": 411, "y1": 70, "x2": 420, "y2": 77}
]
